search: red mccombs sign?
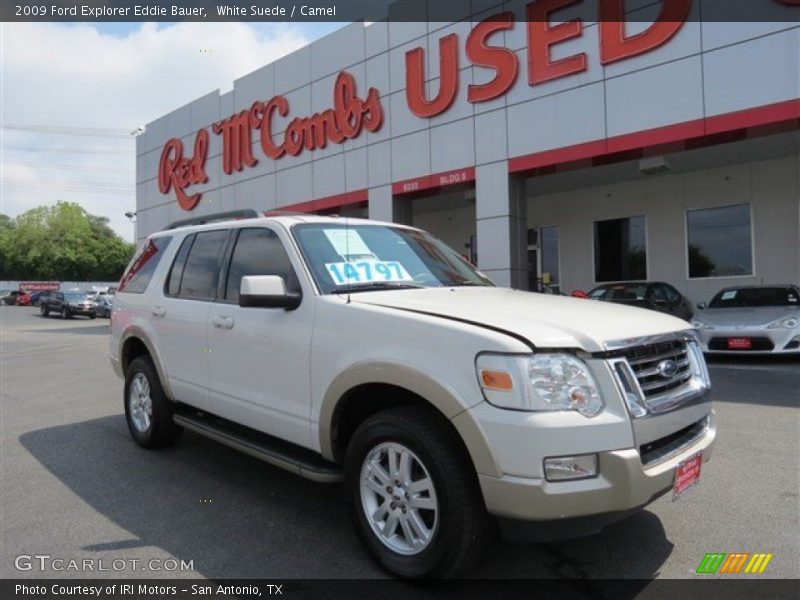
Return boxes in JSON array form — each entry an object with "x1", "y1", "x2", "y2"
[{"x1": 159, "y1": 0, "x2": 692, "y2": 210}]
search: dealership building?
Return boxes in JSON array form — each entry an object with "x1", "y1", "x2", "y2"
[{"x1": 136, "y1": 3, "x2": 800, "y2": 304}]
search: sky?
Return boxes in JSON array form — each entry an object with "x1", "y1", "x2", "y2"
[{"x1": 0, "y1": 21, "x2": 344, "y2": 241}]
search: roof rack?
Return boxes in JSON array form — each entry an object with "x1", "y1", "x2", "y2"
[
  {"x1": 262, "y1": 210, "x2": 314, "y2": 217},
  {"x1": 165, "y1": 209, "x2": 261, "y2": 230}
]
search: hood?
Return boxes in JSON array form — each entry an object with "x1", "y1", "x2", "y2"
[
  {"x1": 699, "y1": 306, "x2": 798, "y2": 327},
  {"x1": 351, "y1": 287, "x2": 692, "y2": 352}
]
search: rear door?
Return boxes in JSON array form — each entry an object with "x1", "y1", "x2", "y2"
[
  {"x1": 156, "y1": 229, "x2": 230, "y2": 411},
  {"x1": 206, "y1": 226, "x2": 314, "y2": 448}
]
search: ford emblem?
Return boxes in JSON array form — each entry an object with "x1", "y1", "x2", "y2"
[{"x1": 657, "y1": 359, "x2": 679, "y2": 379}]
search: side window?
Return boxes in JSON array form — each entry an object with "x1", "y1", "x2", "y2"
[
  {"x1": 118, "y1": 236, "x2": 173, "y2": 294},
  {"x1": 649, "y1": 285, "x2": 667, "y2": 303},
  {"x1": 165, "y1": 235, "x2": 195, "y2": 297},
  {"x1": 663, "y1": 284, "x2": 681, "y2": 303},
  {"x1": 178, "y1": 230, "x2": 229, "y2": 300},
  {"x1": 224, "y1": 228, "x2": 297, "y2": 304}
]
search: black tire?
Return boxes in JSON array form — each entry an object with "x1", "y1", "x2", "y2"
[
  {"x1": 124, "y1": 356, "x2": 183, "y2": 449},
  {"x1": 344, "y1": 406, "x2": 491, "y2": 579},
  {"x1": 89, "y1": 313, "x2": 96, "y2": 320},
  {"x1": 41, "y1": 305, "x2": 49, "y2": 317}
]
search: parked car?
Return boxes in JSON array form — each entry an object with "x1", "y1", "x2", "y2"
[
  {"x1": 587, "y1": 281, "x2": 694, "y2": 321},
  {"x1": 94, "y1": 295, "x2": 114, "y2": 318},
  {"x1": 109, "y1": 211, "x2": 715, "y2": 578},
  {"x1": 87, "y1": 290, "x2": 110, "y2": 302},
  {"x1": 0, "y1": 290, "x2": 21, "y2": 305},
  {"x1": 29, "y1": 291, "x2": 52, "y2": 306},
  {"x1": 16, "y1": 292, "x2": 32, "y2": 306},
  {"x1": 693, "y1": 285, "x2": 800, "y2": 355},
  {"x1": 41, "y1": 291, "x2": 97, "y2": 319}
]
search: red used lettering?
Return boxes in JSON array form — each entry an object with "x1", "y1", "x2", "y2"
[
  {"x1": 406, "y1": 33, "x2": 460, "y2": 118},
  {"x1": 599, "y1": 0, "x2": 691, "y2": 65},
  {"x1": 157, "y1": 129, "x2": 209, "y2": 211},
  {"x1": 528, "y1": 0, "x2": 587, "y2": 85},
  {"x1": 466, "y1": 13, "x2": 518, "y2": 103}
]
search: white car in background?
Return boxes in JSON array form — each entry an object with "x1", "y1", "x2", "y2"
[{"x1": 693, "y1": 285, "x2": 800, "y2": 355}]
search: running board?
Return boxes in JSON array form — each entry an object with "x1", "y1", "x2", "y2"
[{"x1": 173, "y1": 411, "x2": 342, "y2": 483}]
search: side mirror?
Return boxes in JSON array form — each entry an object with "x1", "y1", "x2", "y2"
[
  {"x1": 239, "y1": 275, "x2": 301, "y2": 310},
  {"x1": 696, "y1": 301, "x2": 707, "y2": 310}
]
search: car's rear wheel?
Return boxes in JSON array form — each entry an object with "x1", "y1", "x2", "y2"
[
  {"x1": 124, "y1": 356, "x2": 183, "y2": 449},
  {"x1": 41, "y1": 305, "x2": 48, "y2": 316},
  {"x1": 344, "y1": 406, "x2": 490, "y2": 578}
]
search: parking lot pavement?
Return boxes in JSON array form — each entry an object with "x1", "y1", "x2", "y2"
[{"x1": 1, "y1": 305, "x2": 798, "y2": 580}]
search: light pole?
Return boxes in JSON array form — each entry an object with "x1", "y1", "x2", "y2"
[{"x1": 125, "y1": 211, "x2": 137, "y2": 243}]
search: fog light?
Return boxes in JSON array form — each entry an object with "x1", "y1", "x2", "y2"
[{"x1": 544, "y1": 454, "x2": 598, "y2": 481}]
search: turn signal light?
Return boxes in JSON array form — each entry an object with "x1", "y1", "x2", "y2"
[{"x1": 480, "y1": 370, "x2": 513, "y2": 391}]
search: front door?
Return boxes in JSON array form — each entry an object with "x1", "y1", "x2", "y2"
[{"x1": 206, "y1": 227, "x2": 314, "y2": 449}]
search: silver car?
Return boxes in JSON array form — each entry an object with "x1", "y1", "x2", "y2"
[{"x1": 692, "y1": 285, "x2": 800, "y2": 355}]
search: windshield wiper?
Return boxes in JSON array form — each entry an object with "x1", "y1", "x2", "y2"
[
  {"x1": 332, "y1": 282, "x2": 425, "y2": 294},
  {"x1": 447, "y1": 281, "x2": 491, "y2": 287}
]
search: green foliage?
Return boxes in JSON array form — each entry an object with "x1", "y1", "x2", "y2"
[{"x1": 0, "y1": 202, "x2": 135, "y2": 281}]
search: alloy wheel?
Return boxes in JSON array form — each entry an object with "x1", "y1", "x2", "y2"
[
  {"x1": 359, "y1": 441, "x2": 439, "y2": 555},
  {"x1": 128, "y1": 372, "x2": 153, "y2": 432}
]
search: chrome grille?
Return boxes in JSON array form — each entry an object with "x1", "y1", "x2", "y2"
[{"x1": 619, "y1": 339, "x2": 692, "y2": 398}]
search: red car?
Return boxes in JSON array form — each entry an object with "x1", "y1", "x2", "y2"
[{"x1": 16, "y1": 292, "x2": 31, "y2": 306}]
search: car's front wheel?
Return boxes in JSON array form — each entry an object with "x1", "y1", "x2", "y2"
[
  {"x1": 124, "y1": 356, "x2": 183, "y2": 449},
  {"x1": 344, "y1": 406, "x2": 490, "y2": 578}
]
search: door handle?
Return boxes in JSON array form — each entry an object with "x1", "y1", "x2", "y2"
[
  {"x1": 212, "y1": 315, "x2": 234, "y2": 330},
  {"x1": 152, "y1": 306, "x2": 166, "y2": 318}
]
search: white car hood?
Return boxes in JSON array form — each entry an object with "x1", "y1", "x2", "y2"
[{"x1": 352, "y1": 287, "x2": 692, "y2": 352}]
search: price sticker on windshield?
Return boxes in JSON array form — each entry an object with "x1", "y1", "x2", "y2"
[{"x1": 326, "y1": 260, "x2": 413, "y2": 285}]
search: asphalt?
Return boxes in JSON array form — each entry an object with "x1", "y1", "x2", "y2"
[{"x1": 0, "y1": 305, "x2": 798, "y2": 581}]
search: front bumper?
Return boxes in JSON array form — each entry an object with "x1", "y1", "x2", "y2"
[
  {"x1": 477, "y1": 411, "x2": 715, "y2": 526},
  {"x1": 696, "y1": 326, "x2": 800, "y2": 355}
]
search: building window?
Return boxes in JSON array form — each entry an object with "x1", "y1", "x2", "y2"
[
  {"x1": 687, "y1": 204, "x2": 753, "y2": 278},
  {"x1": 594, "y1": 216, "x2": 647, "y2": 282}
]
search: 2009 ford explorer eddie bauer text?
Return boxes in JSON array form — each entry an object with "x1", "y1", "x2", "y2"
[{"x1": 109, "y1": 210, "x2": 715, "y2": 578}]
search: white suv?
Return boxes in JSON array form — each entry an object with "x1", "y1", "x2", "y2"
[{"x1": 109, "y1": 210, "x2": 715, "y2": 578}]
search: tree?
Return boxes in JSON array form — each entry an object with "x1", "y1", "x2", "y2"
[{"x1": 0, "y1": 202, "x2": 135, "y2": 281}]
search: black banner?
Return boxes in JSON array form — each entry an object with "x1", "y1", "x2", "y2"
[
  {"x1": 2, "y1": 0, "x2": 800, "y2": 23},
  {"x1": 3, "y1": 579, "x2": 800, "y2": 600}
]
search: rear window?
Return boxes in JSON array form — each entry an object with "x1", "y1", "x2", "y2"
[
  {"x1": 709, "y1": 287, "x2": 799, "y2": 308},
  {"x1": 118, "y1": 237, "x2": 173, "y2": 294},
  {"x1": 590, "y1": 284, "x2": 648, "y2": 301}
]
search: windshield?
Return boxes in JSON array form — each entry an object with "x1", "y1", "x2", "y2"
[
  {"x1": 589, "y1": 283, "x2": 648, "y2": 302},
  {"x1": 64, "y1": 293, "x2": 87, "y2": 302},
  {"x1": 292, "y1": 223, "x2": 493, "y2": 294},
  {"x1": 709, "y1": 287, "x2": 799, "y2": 308}
]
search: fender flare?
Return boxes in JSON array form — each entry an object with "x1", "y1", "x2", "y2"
[
  {"x1": 318, "y1": 361, "x2": 499, "y2": 477},
  {"x1": 119, "y1": 326, "x2": 175, "y2": 400}
]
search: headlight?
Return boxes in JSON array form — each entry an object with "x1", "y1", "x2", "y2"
[
  {"x1": 476, "y1": 353, "x2": 604, "y2": 417},
  {"x1": 767, "y1": 317, "x2": 799, "y2": 329},
  {"x1": 691, "y1": 319, "x2": 714, "y2": 330}
]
